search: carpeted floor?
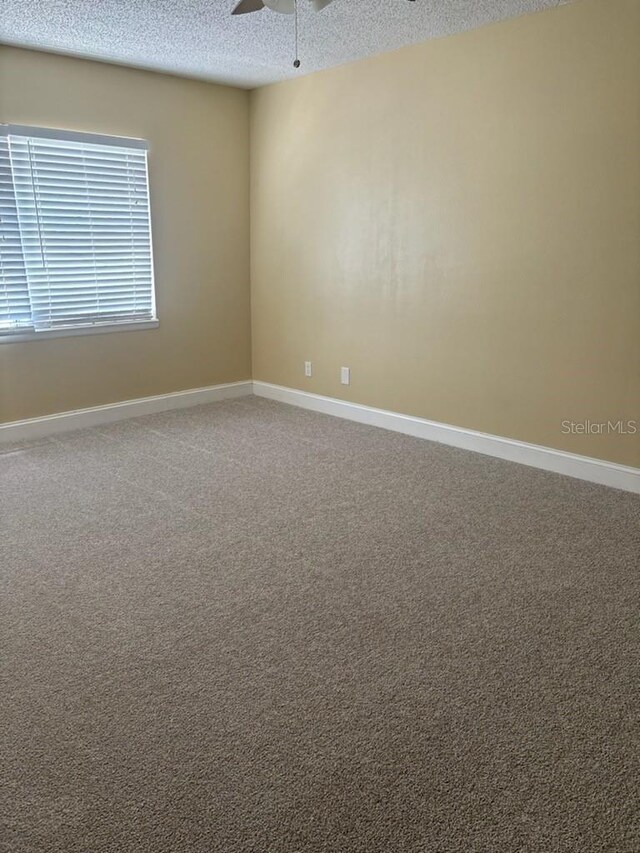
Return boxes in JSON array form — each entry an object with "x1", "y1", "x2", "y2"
[{"x1": 1, "y1": 396, "x2": 638, "y2": 852}]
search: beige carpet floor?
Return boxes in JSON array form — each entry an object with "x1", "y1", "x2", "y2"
[{"x1": 1, "y1": 396, "x2": 638, "y2": 852}]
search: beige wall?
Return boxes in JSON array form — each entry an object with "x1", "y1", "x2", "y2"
[
  {"x1": 0, "y1": 46, "x2": 251, "y2": 422},
  {"x1": 2, "y1": 0, "x2": 638, "y2": 467},
  {"x1": 250, "y1": 0, "x2": 640, "y2": 467}
]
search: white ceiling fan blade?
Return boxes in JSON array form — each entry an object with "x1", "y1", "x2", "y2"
[
  {"x1": 264, "y1": 0, "x2": 296, "y2": 13},
  {"x1": 231, "y1": 0, "x2": 265, "y2": 14},
  {"x1": 262, "y1": 0, "x2": 334, "y2": 14}
]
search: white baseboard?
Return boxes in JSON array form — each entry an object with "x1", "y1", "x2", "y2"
[
  {"x1": 253, "y1": 381, "x2": 640, "y2": 494},
  {"x1": 3, "y1": 378, "x2": 637, "y2": 494},
  {"x1": 0, "y1": 380, "x2": 253, "y2": 444}
]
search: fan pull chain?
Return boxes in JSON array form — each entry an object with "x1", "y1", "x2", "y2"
[{"x1": 293, "y1": 0, "x2": 300, "y2": 68}]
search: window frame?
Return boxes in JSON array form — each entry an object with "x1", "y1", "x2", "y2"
[{"x1": 0, "y1": 124, "x2": 158, "y2": 344}]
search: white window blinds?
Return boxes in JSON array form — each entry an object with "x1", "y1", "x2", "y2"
[{"x1": 0, "y1": 125, "x2": 156, "y2": 336}]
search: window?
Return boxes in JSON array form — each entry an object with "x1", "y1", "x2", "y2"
[{"x1": 0, "y1": 125, "x2": 157, "y2": 341}]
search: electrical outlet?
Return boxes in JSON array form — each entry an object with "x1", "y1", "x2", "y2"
[
  {"x1": 304, "y1": 361, "x2": 312, "y2": 377},
  {"x1": 340, "y1": 366, "x2": 350, "y2": 386}
]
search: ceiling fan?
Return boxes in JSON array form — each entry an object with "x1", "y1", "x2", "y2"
[
  {"x1": 232, "y1": 0, "x2": 414, "y2": 14},
  {"x1": 232, "y1": 0, "x2": 416, "y2": 69},
  {"x1": 232, "y1": 0, "x2": 334, "y2": 13}
]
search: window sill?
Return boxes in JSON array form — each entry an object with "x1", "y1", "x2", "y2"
[{"x1": 0, "y1": 319, "x2": 159, "y2": 344}]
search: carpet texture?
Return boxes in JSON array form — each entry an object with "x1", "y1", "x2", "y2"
[{"x1": 1, "y1": 396, "x2": 638, "y2": 852}]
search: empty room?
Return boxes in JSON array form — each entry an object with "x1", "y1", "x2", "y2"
[{"x1": 1, "y1": 0, "x2": 638, "y2": 850}]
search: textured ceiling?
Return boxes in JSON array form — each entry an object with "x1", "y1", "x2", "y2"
[{"x1": 1, "y1": 0, "x2": 574, "y2": 89}]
